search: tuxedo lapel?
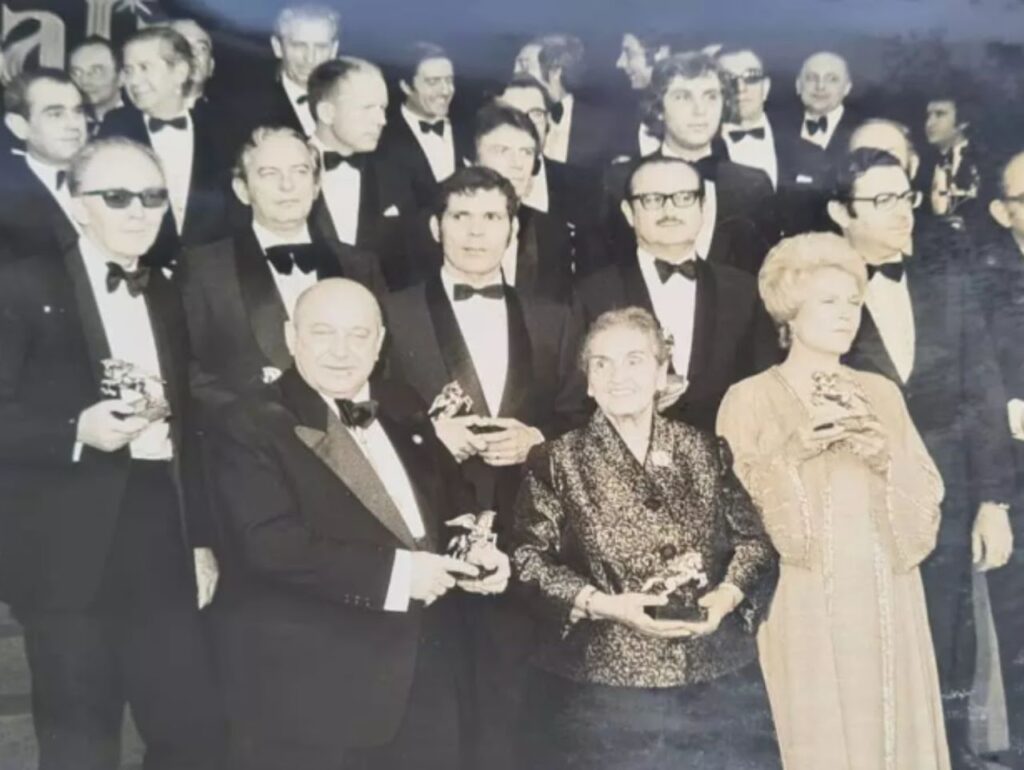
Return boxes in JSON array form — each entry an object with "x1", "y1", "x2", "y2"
[
  {"x1": 423, "y1": 274, "x2": 492, "y2": 417},
  {"x1": 903, "y1": 255, "x2": 930, "y2": 390},
  {"x1": 849, "y1": 304, "x2": 902, "y2": 384},
  {"x1": 232, "y1": 229, "x2": 291, "y2": 369},
  {"x1": 619, "y1": 260, "x2": 656, "y2": 315},
  {"x1": 686, "y1": 261, "x2": 716, "y2": 382},
  {"x1": 311, "y1": 195, "x2": 340, "y2": 242},
  {"x1": 375, "y1": 408, "x2": 438, "y2": 550},
  {"x1": 497, "y1": 287, "x2": 533, "y2": 417},
  {"x1": 62, "y1": 245, "x2": 111, "y2": 387},
  {"x1": 513, "y1": 208, "x2": 540, "y2": 292},
  {"x1": 141, "y1": 269, "x2": 184, "y2": 419}
]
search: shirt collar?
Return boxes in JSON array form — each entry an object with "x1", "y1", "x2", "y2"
[
  {"x1": 24, "y1": 154, "x2": 66, "y2": 191},
  {"x1": 401, "y1": 103, "x2": 449, "y2": 132},
  {"x1": 252, "y1": 219, "x2": 312, "y2": 251},
  {"x1": 637, "y1": 245, "x2": 697, "y2": 268}
]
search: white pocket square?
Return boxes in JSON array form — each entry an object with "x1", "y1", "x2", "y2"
[
  {"x1": 383, "y1": 205, "x2": 400, "y2": 217},
  {"x1": 795, "y1": 174, "x2": 815, "y2": 184}
]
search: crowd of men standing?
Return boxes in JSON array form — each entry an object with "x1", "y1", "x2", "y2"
[{"x1": 0, "y1": 3, "x2": 1022, "y2": 769}]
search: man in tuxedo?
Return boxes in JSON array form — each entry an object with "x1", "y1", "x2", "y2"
[
  {"x1": 180, "y1": 125, "x2": 386, "y2": 412},
  {"x1": 576, "y1": 156, "x2": 778, "y2": 431},
  {"x1": 377, "y1": 42, "x2": 469, "y2": 212},
  {"x1": 384, "y1": 165, "x2": 586, "y2": 770},
  {"x1": 306, "y1": 57, "x2": 406, "y2": 285},
  {"x1": 718, "y1": 47, "x2": 780, "y2": 189},
  {"x1": 603, "y1": 52, "x2": 777, "y2": 274},
  {"x1": 0, "y1": 137, "x2": 224, "y2": 770},
  {"x1": 68, "y1": 37, "x2": 123, "y2": 130},
  {"x1": 513, "y1": 34, "x2": 610, "y2": 168},
  {"x1": 613, "y1": 30, "x2": 671, "y2": 158},
  {"x1": 830, "y1": 148, "x2": 1014, "y2": 770},
  {"x1": 921, "y1": 94, "x2": 982, "y2": 222},
  {"x1": 209, "y1": 277, "x2": 509, "y2": 770},
  {"x1": 99, "y1": 26, "x2": 227, "y2": 263},
  {"x1": 167, "y1": 19, "x2": 216, "y2": 107},
  {"x1": 0, "y1": 69, "x2": 86, "y2": 260}
]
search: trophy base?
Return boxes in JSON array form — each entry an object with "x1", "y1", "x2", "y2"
[{"x1": 644, "y1": 594, "x2": 707, "y2": 622}]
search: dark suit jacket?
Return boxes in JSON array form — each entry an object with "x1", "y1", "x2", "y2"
[
  {"x1": 209, "y1": 370, "x2": 470, "y2": 754},
  {"x1": 98, "y1": 103, "x2": 228, "y2": 264},
  {"x1": 178, "y1": 224, "x2": 387, "y2": 413},
  {"x1": 383, "y1": 274, "x2": 587, "y2": 526},
  {"x1": 561, "y1": 96, "x2": 615, "y2": 169},
  {"x1": 220, "y1": 76, "x2": 307, "y2": 163},
  {"x1": 0, "y1": 150, "x2": 78, "y2": 262},
  {"x1": 573, "y1": 257, "x2": 780, "y2": 432},
  {"x1": 376, "y1": 111, "x2": 471, "y2": 212},
  {"x1": 917, "y1": 142, "x2": 984, "y2": 223},
  {"x1": 843, "y1": 230, "x2": 1014, "y2": 543},
  {"x1": 0, "y1": 245, "x2": 208, "y2": 610}
]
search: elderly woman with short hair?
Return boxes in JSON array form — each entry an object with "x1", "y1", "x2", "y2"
[
  {"x1": 717, "y1": 232, "x2": 951, "y2": 770},
  {"x1": 511, "y1": 306, "x2": 780, "y2": 769}
]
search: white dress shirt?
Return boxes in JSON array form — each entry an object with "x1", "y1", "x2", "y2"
[
  {"x1": 544, "y1": 93, "x2": 574, "y2": 163},
  {"x1": 324, "y1": 384, "x2": 427, "y2": 612},
  {"x1": 401, "y1": 104, "x2": 456, "y2": 183},
  {"x1": 441, "y1": 268, "x2": 509, "y2": 415},
  {"x1": 800, "y1": 104, "x2": 845, "y2": 150},
  {"x1": 281, "y1": 74, "x2": 317, "y2": 137},
  {"x1": 251, "y1": 221, "x2": 316, "y2": 318},
  {"x1": 24, "y1": 154, "x2": 79, "y2": 230},
  {"x1": 865, "y1": 261, "x2": 915, "y2": 383},
  {"x1": 522, "y1": 157, "x2": 550, "y2": 213},
  {"x1": 930, "y1": 139, "x2": 976, "y2": 216},
  {"x1": 145, "y1": 111, "x2": 194, "y2": 233},
  {"x1": 311, "y1": 135, "x2": 361, "y2": 245},
  {"x1": 722, "y1": 117, "x2": 778, "y2": 188},
  {"x1": 636, "y1": 247, "x2": 698, "y2": 376},
  {"x1": 79, "y1": 236, "x2": 172, "y2": 460}
]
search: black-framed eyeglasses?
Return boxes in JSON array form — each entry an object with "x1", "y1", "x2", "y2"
[
  {"x1": 76, "y1": 188, "x2": 169, "y2": 209},
  {"x1": 728, "y1": 69, "x2": 766, "y2": 86},
  {"x1": 629, "y1": 190, "x2": 702, "y2": 210},
  {"x1": 847, "y1": 189, "x2": 922, "y2": 211}
]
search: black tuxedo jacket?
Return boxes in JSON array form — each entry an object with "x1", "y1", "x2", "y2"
[
  {"x1": 560, "y1": 96, "x2": 615, "y2": 169},
  {"x1": 917, "y1": 143, "x2": 984, "y2": 221},
  {"x1": 98, "y1": 103, "x2": 229, "y2": 265},
  {"x1": 178, "y1": 225, "x2": 387, "y2": 412},
  {"x1": 383, "y1": 275, "x2": 587, "y2": 525},
  {"x1": 0, "y1": 245, "x2": 208, "y2": 610},
  {"x1": 209, "y1": 370, "x2": 470, "y2": 755},
  {"x1": 219, "y1": 76, "x2": 307, "y2": 165},
  {"x1": 843, "y1": 231, "x2": 1014, "y2": 542},
  {"x1": 0, "y1": 150, "x2": 78, "y2": 262},
  {"x1": 573, "y1": 257, "x2": 780, "y2": 431},
  {"x1": 376, "y1": 111, "x2": 471, "y2": 212}
]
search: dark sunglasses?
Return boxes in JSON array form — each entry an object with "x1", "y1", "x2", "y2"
[
  {"x1": 728, "y1": 70, "x2": 766, "y2": 86},
  {"x1": 77, "y1": 188, "x2": 169, "y2": 209}
]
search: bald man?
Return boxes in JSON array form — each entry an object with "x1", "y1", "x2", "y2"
[{"x1": 209, "y1": 278, "x2": 509, "y2": 770}]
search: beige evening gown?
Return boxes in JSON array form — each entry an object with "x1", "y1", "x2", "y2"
[{"x1": 718, "y1": 366, "x2": 951, "y2": 770}]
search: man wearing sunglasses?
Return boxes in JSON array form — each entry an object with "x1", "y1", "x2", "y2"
[
  {"x1": 832, "y1": 147, "x2": 1014, "y2": 770},
  {"x1": 718, "y1": 47, "x2": 779, "y2": 190},
  {"x1": 575, "y1": 155, "x2": 779, "y2": 432},
  {"x1": 0, "y1": 137, "x2": 225, "y2": 769}
]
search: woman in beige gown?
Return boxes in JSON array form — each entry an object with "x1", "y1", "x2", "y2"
[{"x1": 717, "y1": 233, "x2": 951, "y2": 770}]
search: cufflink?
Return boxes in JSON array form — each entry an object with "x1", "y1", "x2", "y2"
[
  {"x1": 42, "y1": 305, "x2": 52, "y2": 314},
  {"x1": 411, "y1": 434, "x2": 423, "y2": 445}
]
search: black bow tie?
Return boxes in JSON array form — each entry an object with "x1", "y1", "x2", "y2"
[
  {"x1": 147, "y1": 115, "x2": 188, "y2": 133},
  {"x1": 106, "y1": 262, "x2": 151, "y2": 297},
  {"x1": 654, "y1": 259, "x2": 699, "y2": 283},
  {"x1": 550, "y1": 101, "x2": 565, "y2": 124},
  {"x1": 805, "y1": 115, "x2": 828, "y2": 136},
  {"x1": 419, "y1": 120, "x2": 445, "y2": 137},
  {"x1": 55, "y1": 170, "x2": 67, "y2": 190},
  {"x1": 868, "y1": 260, "x2": 905, "y2": 282},
  {"x1": 336, "y1": 398, "x2": 378, "y2": 429},
  {"x1": 728, "y1": 126, "x2": 766, "y2": 142},
  {"x1": 452, "y1": 283, "x2": 504, "y2": 301},
  {"x1": 322, "y1": 151, "x2": 356, "y2": 172},
  {"x1": 265, "y1": 243, "x2": 318, "y2": 275}
]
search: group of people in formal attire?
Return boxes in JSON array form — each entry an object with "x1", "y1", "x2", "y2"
[{"x1": 0, "y1": 4, "x2": 1022, "y2": 769}]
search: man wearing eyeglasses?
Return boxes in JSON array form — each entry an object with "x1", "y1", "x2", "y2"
[
  {"x1": 718, "y1": 48, "x2": 779, "y2": 190},
  {"x1": 0, "y1": 137, "x2": 225, "y2": 769},
  {"x1": 576, "y1": 156, "x2": 779, "y2": 431},
  {"x1": 832, "y1": 147, "x2": 1014, "y2": 770}
]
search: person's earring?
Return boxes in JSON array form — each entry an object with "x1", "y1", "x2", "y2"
[{"x1": 779, "y1": 322, "x2": 792, "y2": 350}]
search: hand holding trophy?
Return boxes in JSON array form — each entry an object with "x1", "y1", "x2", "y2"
[
  {"x1": 100, "y1": 358, "x2": 171, "y2": 423},
  {"x1": 641, "y1": 545, "x2": 710, "y2": 621},
  {"x1": 445, "y1": 511, "x2": 510, "y2": 594}
]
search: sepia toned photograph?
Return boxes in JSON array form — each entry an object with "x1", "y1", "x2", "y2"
[{"x1": 0, "y1": 0, "x2": 1022, "y2": 767}]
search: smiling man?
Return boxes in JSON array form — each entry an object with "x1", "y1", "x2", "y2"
[{"x1": 179, "y1": 126, "x2": 386, "y2": 412}]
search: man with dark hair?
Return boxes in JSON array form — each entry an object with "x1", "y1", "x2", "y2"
[
  {"x1": 829, "y1": 147, "x2": 1014, "y2": 770},
  {"x1": 576, "y1": 156, "x2": 778, "y2": 430},
  {"x1": 167, "y1": 19, "x2": 216, "y2": 106},
  {"x1": 179, "y1": 126, "x2": 386, "y2": 413},
  {"x1": 603, "y1": 51, "x2": 777, "y2": 274},
  {"x1": 98, "y1": 26, "x2": 227, "y2": 263},
  {"x1": 68, "y1": 36, "x2": 123, "y2": 129},
  {"x1": 385, "y1": 164, "x2": 586, "y2": 770},
  {"x1": 718, "y1": 47, "x2": 781, "y2": 189},
  {"x1": 377, "y1": 42, "x2": 471, "y2": 211},
  {"x1": 514, "y1": 33, "x2": 610, "y2": 168},
  {"x1": 613, "y1": 30, "x2": 671, "y2": 157},
  {"x1": 0, "y1": 136, "x2": 225, "y2": 770},
  {"x1": 921, "y1": 93, "x2": 982, "y2": 221},
  {"x1": 0, "y1": 68, "x2": 86, "y2": 260},
  {"x1": 305, "y1": 56, "x2": 406, "y2": 285}
]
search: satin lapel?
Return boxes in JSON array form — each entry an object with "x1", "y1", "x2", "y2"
[
  {"x1": 310, "y1": 194, "x2": 340, "y2": 242},
  {"x1": 141, "y1": 270, "x2": 184, "y2": 428},
  {"x1": 498, "y1": 287, "x2": 533, "y2": 417},
  {"x1": 513, "y1": 208, "x2": 540, "y2": 292},
  {"x1": 686, "y1": 260, "x2": 716, "y2": 382},
  {"x1": 376, "y1": 410, "x2": 438, "y2": 550},
  {"x1": 357, "y1": 155, "x2": 379, "y2": 243},
  {"x1": 848, "y1": 305, "x2": 902, "y2": 384},
  {"x1": 424, "y1": 274, "x2": 491, "y2": 417},
  {"x1": 903, "y1": 255, "x2": 929, "y2": 390},
  {"x1": 62, "y1": 245, "x2": 111, "y2": 387},
  {"x1": 619, "y1": 260, "x2": 656, "y2": 314},
  {"x1": 233, "y1": 229, "x2": 291, "y2": 369},
  {"x1": 293, "y1": 415, "x2": 418, "y2": 550}
]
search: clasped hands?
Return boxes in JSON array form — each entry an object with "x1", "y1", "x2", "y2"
[
  {"x1": 787, "y1": 413, "x2": 889, "y2": 471},
  {"x1": 581, "y1": 583, "x2": 744, "y2": 640},
  {"x1": 433, "y1": 415, "x2": 543, "y2": 465},
  {"x1": 409, "y1": 547, "x2": 511, "y2": 606}
]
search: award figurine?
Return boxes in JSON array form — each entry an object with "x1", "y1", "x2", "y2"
[
  {"x1": 641, "y1": 545, "x2": 710, "y2": 621},
  {"x1": 428, "y1": 381, "x2": 474, "y2": 420},
  {"x1": 100, "y1": 358, "x2": 171, "y2": 422},
  {"x1": 445, "y1": 511, "x2": 500, "y2": 579}
]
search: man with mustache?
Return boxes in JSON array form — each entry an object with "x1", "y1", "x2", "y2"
[{"x1": 832, "y1": 147, "x2": 1014, "y2": 770}]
